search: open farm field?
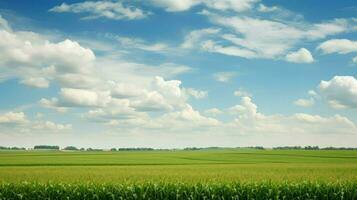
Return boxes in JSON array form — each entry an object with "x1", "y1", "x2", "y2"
[
  {"x1": 0, "y1": 149, "x2": 356, "y2": 183},
  {"x1": 0, "y1": 149, "x2": 357, "y2": 199}
]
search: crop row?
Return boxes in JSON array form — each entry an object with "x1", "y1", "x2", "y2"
[{"x1": 0, "y1": 182, "x2": 356, "y2": 200}]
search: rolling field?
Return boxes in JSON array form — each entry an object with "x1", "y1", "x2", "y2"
[{"x1": 0, "y1": 149, "x2": 356, "y2": 199}]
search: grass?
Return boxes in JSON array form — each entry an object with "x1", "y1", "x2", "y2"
[{"x1": 0, "y1": 149, "x2": 356, "y2": 199}]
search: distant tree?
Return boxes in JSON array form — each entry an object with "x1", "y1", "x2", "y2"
[
  {"x1": 34, "y1": 145, "x2": 59, "y2": 150},
  {"x1": 86, "y1": 148, "x2": 103, "y2": 151},
  {"x1": 118, "y1": 148, "x2": 154, "y2": 151},
  {"x1": 110, "y1": 148, "x2": 117, "y2": 151},
  {"x1": 0, "y1": 146, "x2": 26, "y2": 150},
  {"x1": 304, "y1": 146, "x2": 319, "y2": 150},
  {"x1": 273, "y1": 146, "x2": 302, "y2": 150},
  {"x1": 63, "y1": 146, "x2": 78, "y2": 151}
]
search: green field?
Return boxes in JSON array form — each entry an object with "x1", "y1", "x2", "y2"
[
  {"x1": 0, "y1": 149, "x2": 357, "y2": 199},
  {"x1": 0, "y1": 149, "x2": 356, "y2": 183}
]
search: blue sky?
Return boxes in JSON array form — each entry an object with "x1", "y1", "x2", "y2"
[{"x1": 0, "y1": 0, "x2": 356, "y2": 148}]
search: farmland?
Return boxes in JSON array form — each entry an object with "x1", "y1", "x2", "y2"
[{"x1": 0, "y1": 149, "x2": 356, "y2": 199}]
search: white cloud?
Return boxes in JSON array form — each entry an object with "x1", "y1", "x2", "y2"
[
  {"x1": 213, "y1": 72, "x2": 236, "y2": 82},
  {"x1": 293, "y1": 113, "x2": 355, "y2": 130},
  {"x1": 0, "y1": 15, "x2": 10, "y2": 31},
  {"x1": 318, "y1": 76, "x2": 357, "y2": 109},
  {"x1": 0, "y1": 112, "x2": 27, "y2": 124},
  {"x1": 0, "y1": 19, "x2": 96, "y2": 89},
  {"x1": 106, "y1": 34, "x2": 169, "y2": 53},
  {"x1": 195, "y1": 11, "x2": 352, "y2": 59},
  {"x1": 39, "y1": 98, "x2": 68, "y2": 113},
  {"x1": 0, "y1": 111, "x2": 71, "y2": 133},
  {"x1": 229, "y1": 96, "x2": 263, "y2": 119},
  {"x1": 149, "y1": 0, "x2": 200, "y2": 12},
  {"x1": 181, "y1": 28, "x2": 220, "y2": 49},
  {"x1": 131, "y1": 76, "x2": 188, "y2": 112},
  {"x1": 204, "y1": 0, "x2": 259, "y2": 12},
  {"x1": 159, "y1": 104, "x2": 220, "y2": 127},
  {"x1": 286, "y1": 48, "x2": 314, "y2": 63},
  {"x1": 84, "y1": 98, "x2": 144, "y2": 122},
  {"x1": 353, "y1": 56, "x2": 357, "y2": 63},
  {"x1": 20, "y1": 77, "x2": 49, "y2": 88},
  {"x1": 50, "y1": 1, "x2": 149, "y2": 20},
  {"x1": 308, "y1": 90, "x2": 319, "y2": 98},
  {"x1": 234, "y1": 89, "x2": 251, "y2": 97},
  {"x1": 227, "y1": 96, "x2": 356, "y2": 135},
  {"x1": 33, "y1": 121, "x2": 72, "y2": 131},
  {"x1": 150, "y1": 0, "x2": 258, "y2": 12},
  {"x1": 59, "y1": 88, "x2": 111, "y2": 107},
  {"x1": 0, "y1": 16, "x2": 194, "y2": 119},
  {"x1": 41, "y1": 88, "x2": 111, "y2": 108},
  {"x1": 110, "y1": 82, "x2": 146, "y2": 98},
  {"x1": 294, "y1": 98, "x2": 315, "y2": 107},
  {"x1": 202, "y1": 40, "x2": 257, "y2": 58},
  {"x1": 257, "y1": 4, "x2": 279, "y2": 12},
  {"x1": 318, "y1": 39, "x2": 357, "y2": 54},
  {"x1": 204, "y1": 108, "x2": 223, "y2": 116},
  {"x1": 184, "y1": 88, "x2": 208, "y2": 99}
]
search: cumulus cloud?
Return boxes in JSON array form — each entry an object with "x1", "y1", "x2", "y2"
[
  {"x1": 0, "y1": 18, "x2": 96, "y2": 88},
  {"x1": 60, "y1": 88, "x2": 111, "y2": 107},
  {"x1": 318, "y1": 39, "x2": 357, "y2": 54},
  {"x1": 229, "y1": 97, "x2": 263, "y2": 119},
  {"x1": 293, "y1": 113, "x2": 356, "y2": 131},
  {"x1": 20, "y1": 77, "x2": 49, "y2": 88},
  {"x1": 131, "y1": 76, "x2": 188, "y2": 112},
  {"x1": 0, "y1": 111, "x2": 71, "y2": 133},
  {"x1": 318, "y1": 76, "x2": 357, "y2": 109},
  {"x1": 213, "y1": 72, "x2": 236, "y2": 82},
  {"x1": 32, "y1": 121, "x2": 72, "y2": 131},
  {"x1": 50, "y1": 1, "x2": 149, "y2": 20},
  {"x1": 184, "y1": 88, "x2": 208, "y2": 99},
  {"x1": 0, "y1": 112, "x2": 27, "y2": 124},
  {"x1": 286, "y1": 48, "x2": 314, "y2": 63},
  {"x1": 40, "y1": 88, "x2": 111, "y2": 109},
  {"x1": 39, "y1": 98, "x2": 68, "y2": 113},
  {"x1": 158, "y1": 104, "x2": 220, "y2": 127},
  {"x1": 0, "y1": 16, "x2": 195, "y2": 120},
  {"x1": 227, "y1": 96, "x2": 356, "y2": 135},
  {"x1": 204, "y1": 108, "x2": 223, "y2": 116}
]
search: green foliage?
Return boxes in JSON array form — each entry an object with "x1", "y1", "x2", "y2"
[
  {"x1": 0, "y1": 182, "x2": 356, "y2": 200},
  {"x1": 33, "y1": 145, "x2": 59, "y2": 150},
  {"x1": 0, "y1": 150, "x2": 356, "y2": 199},
  {"x1": 63, "y1": 146, "x2": 78, "y2": 151}
]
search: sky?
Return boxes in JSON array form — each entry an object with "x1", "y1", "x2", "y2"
[{"x1": 0, "y1": 0, "x2": 357, "y2": 148}]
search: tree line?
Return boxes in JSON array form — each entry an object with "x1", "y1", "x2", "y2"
[{"x1": 0, "y1": 145, "x2": 357, "y2": 151}]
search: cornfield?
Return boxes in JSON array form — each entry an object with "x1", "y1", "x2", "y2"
[{"x1": 0, "y1": 182, "x2": 356, "y2": 200}]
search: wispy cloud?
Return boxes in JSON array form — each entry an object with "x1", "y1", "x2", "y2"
[
  {"x1": 213, "y1": 72, "x2": 236, "y2": 83},
  {"x1": 50, "y1": 1, "x2": 150, "y2": 20}
]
